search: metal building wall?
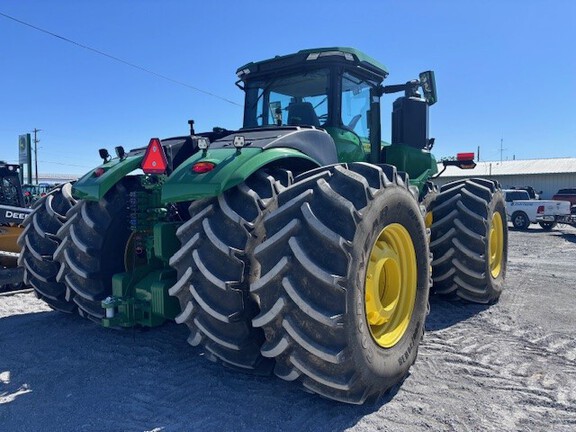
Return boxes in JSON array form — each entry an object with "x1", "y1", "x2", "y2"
[{"x1": 433, "y1": 173, "x2": 576, "y2": 199}]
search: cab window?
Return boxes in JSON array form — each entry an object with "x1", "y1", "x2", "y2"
[{"x1": 341, "y1": 72, "x2": 372, "y2": 139}]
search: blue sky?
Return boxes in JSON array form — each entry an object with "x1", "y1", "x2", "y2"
[{"x1": 1, "y1": 0, "x2": 575, "y2": 176}]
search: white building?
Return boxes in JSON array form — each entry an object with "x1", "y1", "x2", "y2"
[
  {"x1": 434, "y1": 158, "x2": 576, "y2": 199},
  {"x1": 32, "y1": 173, "x2": 78, "y2": 185}
]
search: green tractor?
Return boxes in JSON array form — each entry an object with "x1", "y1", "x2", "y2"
[{"x1": 18, "y1": 47, "x2": 508, "y2": 404}]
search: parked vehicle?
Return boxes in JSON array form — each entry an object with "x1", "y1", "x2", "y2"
[
  {"x1": 504, "y1": 189, "x2": 571, "y2": 230},
  {"x1": 22, "y1": 182, "x2": 56, "y2": 206},
  {"x1": 552, "y1": 188, "x2": 576, "y2": 206},
  {"x1": 0, "y1": 162, "x2": 31, "y2": 291},
  {"x1": 510, "y1": 186, "x2": 541, "y2": 200},
  {"x1": 18, "y1": 48, "x2": 508, "y2": 404}
]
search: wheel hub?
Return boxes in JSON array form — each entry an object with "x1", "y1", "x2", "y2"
[{"x1": 365, "y1": 223, "x2": 417, "y2": 348}]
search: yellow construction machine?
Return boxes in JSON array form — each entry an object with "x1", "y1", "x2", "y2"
[{"x1": 0, "y1": 162, "x2": 31, "y2": 291}]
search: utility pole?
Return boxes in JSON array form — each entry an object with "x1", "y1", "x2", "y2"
[
  {"x1": 33, "y1": 128, "x2": 42, "y2": 184},
  {"x1": 500, "y1": 137, "x2": 504, "y2": 163}
]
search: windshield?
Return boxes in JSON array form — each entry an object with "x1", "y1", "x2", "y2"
[
  {"x1": 244, "y1": 69, "x2": 330, "y2": 128},
  {"x1": 0, "y1": 175, "x2": 22, "y2": 207},
  {"x1": 505, "y1": 191, "x2": 529, "y2": 202}
]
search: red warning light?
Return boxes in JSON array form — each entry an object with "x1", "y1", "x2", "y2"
[
  {"x1": 457, "y1": 152, "x2": 475, "y2": 161},
  {"x1": 94, "y1": 167, "x2": 106, "y2": 177},
  {"x1": 141, "y1": 138, "x2": 168, "y2": 174},
  {"x1": 192, "y1": 161, "x2": 216, "y2": 173},
  {"x1": 456, "y1": 152, "x2": 476, "y2": 170}
]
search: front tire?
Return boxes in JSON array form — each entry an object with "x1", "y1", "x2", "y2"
[
  {"x1": 251, "y1": 163, "x2": 430, "y2": 404},
  {"x1": 430, "y1": 178, "x2": 508, "y2": 303}
]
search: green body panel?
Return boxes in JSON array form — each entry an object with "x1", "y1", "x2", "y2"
[
  {"x1": 73, "y1": 154, "x2": 144, "y2": 201},
  {"x1": 153, "y1": 222, "x2": 181, "y2": 261},
  {"x1": 162, "y1": 147, "x2": 319, "y2": 202},
  {"x1": 101, "y1": 222, "x2": 182, "y2": 328},
  {"x1": 102, "y1": 267, "x2": 180, "y2": 328},
  {"x1": 383, "y1": 144, "x2": 438, "y2": 193},
  {"x1": 324, "y1": 127, "x2": 366, "y2": 163}
]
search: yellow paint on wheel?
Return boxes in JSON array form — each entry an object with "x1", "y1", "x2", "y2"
[
  {"x1": 365, "y1": 223, "x2": 417, "y2": 348},
  {"x1": 425, "y1": 211, "x2": 433, "y2": 229},
  {"x1": 489, "y1": 211, "x2": 504, "y2": 278}
]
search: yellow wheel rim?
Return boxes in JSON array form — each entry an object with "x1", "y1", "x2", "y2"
[
  {"x1": 489, "y1": 211, "x2": 504, "y2": 278},
  {"x1": 365, "y1": 223, "x2": 417, "y2": 348},
  {"x1": 425, "y1": 211, "x2": 433, "y2": 229}
]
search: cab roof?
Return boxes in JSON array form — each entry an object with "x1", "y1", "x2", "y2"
[{"x1": 236, "y1": 47, "x2": 389, "y2": 82}]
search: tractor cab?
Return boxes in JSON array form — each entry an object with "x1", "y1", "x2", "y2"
[
  {"x1": 237, "y1": 47, "x2": 439, "y2": 189},
  {"x1": 237, "y1": 48, "x2": 388, "y2": 163}
]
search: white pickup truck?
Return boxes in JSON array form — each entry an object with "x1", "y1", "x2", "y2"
[{"x1": 503, "y1": 189, "x2": 572, "y2": 230}]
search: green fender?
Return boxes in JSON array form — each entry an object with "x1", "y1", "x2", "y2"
[
  {"x1": 72, "y1": 154, "x2": 144, "y2": 201},
  {"x1": 161, "y1": 147, "x2": 319, "y2": 203}
]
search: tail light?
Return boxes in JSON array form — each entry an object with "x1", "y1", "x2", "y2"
[
  {"x1": 94, "y1": 167, "x2": 106, "y2": 177},
  {"x1": 457, "y1": 152, "x2": 475, "y2": 161},
  {"x1": 192, "y1": 161, "x2": 216, "y2": 173},
  {"x1": 456, "y1": 152, "x2": 476, "y2": 170},
  {"x1": 537, "y1": 205, "x2": 545, "y2": 214},
  {"x1": 442, "y1": 152, "x2": 477, "y2": 170}
]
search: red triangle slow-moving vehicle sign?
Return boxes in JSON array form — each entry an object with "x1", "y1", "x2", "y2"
[{"x1": 141, "y1": 138, "x2": 168, "y2": 174}]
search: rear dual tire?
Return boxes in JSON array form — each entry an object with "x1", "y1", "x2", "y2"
[
  {"x1": 18, "y1": 183, "x2": 77, "y2": 312},
  {"x1": 169, "y1": 169, "x2": 291, "y2": 374},
  {"x1": 54, "y1": 179, "x2": 137, "y2": 321}
]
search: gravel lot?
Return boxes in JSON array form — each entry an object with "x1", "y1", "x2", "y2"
[{"x1": 1, "y1": 224, "x2": 575, "y2": 432}]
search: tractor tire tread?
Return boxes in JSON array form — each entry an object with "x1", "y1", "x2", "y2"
[
  {"x1": 430, "y1": 178, "x2": 507, "y2": 303},
  {"x1": 17, "y1": 184, "x2": 77, "y2": 312}
]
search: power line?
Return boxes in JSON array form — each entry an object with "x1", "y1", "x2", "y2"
[{"x1": 0, "y1": 11, "x2": 242, "y2": 107}]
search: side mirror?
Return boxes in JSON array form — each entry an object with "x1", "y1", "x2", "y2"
[{"x1": 419, "y1": 71, "x2": 437, "y2": 106}]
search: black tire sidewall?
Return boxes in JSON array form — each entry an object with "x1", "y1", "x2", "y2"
[{"x1": 346, "y1": 186, "x2": 429, "y2": 384}]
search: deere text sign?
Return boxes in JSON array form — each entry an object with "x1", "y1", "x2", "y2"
[{"x1": 19, "y1": 134, "x2": 31, "y2": 164}]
